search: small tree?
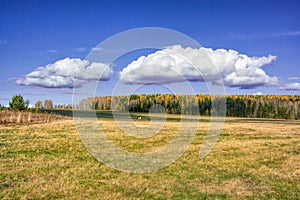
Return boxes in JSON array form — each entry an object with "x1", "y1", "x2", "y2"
[
  {"x1": 35, "y1": 100, "x2": 43, "y2": 109},
  {"x1": 44, "y1": 99, "x2": 53, "y2": 109},
  {"x1": 9, "y1": 94, "x2": 29, "y2": 111}
]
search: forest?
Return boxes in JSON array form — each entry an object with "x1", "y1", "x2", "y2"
[{"x1": 77, "y1": 94, "x2": 300, "y2": 120}]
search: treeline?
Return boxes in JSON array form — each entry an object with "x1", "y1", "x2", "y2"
[
  {"x1": 35, "y1": 100, "x2": 53, "y2": 109},
  {"x1": 77, "y1": 94, "x2": 300, "y2": 120},
  {"x1": 36, "y1": 101, "x2": 73, "y2": 109},
  {"x1": 1, "y1": 94, "x2": 74, "y2": 113}
]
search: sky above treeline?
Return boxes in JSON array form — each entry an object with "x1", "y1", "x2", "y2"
[{"x1": 0, "y1": 0, "x2": 300, "y2": 106}]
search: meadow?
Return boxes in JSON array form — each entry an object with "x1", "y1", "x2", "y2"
[{"x1": 1, "y1": 111, "x2": 299, "y2": 199}]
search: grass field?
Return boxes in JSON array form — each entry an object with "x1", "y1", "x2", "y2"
[{"x1": 1, "y1": 112, "x2": 299, "y2": 199}]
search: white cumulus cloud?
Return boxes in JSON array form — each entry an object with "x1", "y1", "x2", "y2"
[
  {"x1": 119, "y1": 45, "x2": 278, "y2": 89},
  {"x1": 279, "y1": 83, "x2": 300, "y2": 91},
  {"x1": 16, "y1": 58, "x2": 112, "y2": 88}
]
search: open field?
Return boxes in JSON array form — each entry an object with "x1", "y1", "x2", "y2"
[{"x1": 1, "y1": 113, "x2": 300, "y2": 199}]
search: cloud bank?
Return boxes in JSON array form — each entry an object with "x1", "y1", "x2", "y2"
[
  {"x1": 279, "y1": 83, "x2": 300, "y2": 91},
  {"x1": 16, "y1": 58, "x2": 112, "y2": 88},
  {"x1": 120, "y1": 45, "x2": 278, "y2": 89}
]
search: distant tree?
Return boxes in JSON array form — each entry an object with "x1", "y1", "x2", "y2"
[
  {"x1": 9, "y1": 94, "x2": 29, "y2": 111},
  {"x1": 44, "y1": 99, "x2": 53, "y2": 109},
  {"x1": 91, "y1": 101, "x2": 99, "y2": 110},
  {"x1": 35, "y1": 100, "x2": 43, "y2": 109}
]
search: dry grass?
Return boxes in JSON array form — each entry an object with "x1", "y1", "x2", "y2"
[
  {"x1": 0, "y1": 110, "x2": 69, "y2": 124},
  {"x1": 0, "y1": 116, "x2": 299, "y2": 199}
]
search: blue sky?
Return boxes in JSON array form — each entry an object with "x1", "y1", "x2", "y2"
[{"x1": 0, "y1": 0, "x2": 300, "y2": 106}]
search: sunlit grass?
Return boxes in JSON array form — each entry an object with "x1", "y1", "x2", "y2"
[{"x1": 0, "y1": 116, "x2": 299, "y2": 199}]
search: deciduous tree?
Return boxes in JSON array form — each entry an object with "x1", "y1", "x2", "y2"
[
  {"x1": 35, "y1": 100, "x2": 42, "y2": 109},
  {"x1": 44, "y1": 100, "x2": 53, "y2": 109}
]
